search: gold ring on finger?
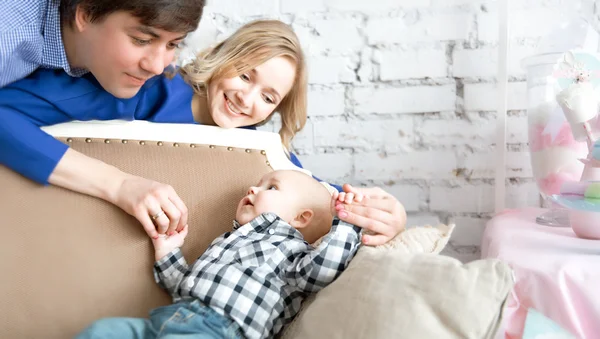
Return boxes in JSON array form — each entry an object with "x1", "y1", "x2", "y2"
[{"x1": 151, "y1": 210, "x2": 165, "y2": 221}]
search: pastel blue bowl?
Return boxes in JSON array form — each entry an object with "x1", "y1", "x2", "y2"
[{"x1": 551, "y1": 195, "x2": 600, "y2": 239}]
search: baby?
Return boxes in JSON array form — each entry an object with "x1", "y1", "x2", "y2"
[{"x1": 77, "y1": 170, "x2": 362, "y2": 339}]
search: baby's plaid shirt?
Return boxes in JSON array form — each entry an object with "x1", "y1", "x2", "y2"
[{"x1": 154, "y1": 212, "x2": 361, "y2": 339}]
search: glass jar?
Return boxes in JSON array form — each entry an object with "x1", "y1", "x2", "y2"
[{"x1": 522, "y1": 17, "x2": 600, "y2": 225}]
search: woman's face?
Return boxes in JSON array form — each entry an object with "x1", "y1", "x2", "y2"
[{"x1": 207, "y1": 56, "x2": 296, "y2": 128}]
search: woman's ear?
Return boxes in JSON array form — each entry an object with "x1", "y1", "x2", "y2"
[{"x1": 290, "y1": 209, "x2": 314, "y2": 229}]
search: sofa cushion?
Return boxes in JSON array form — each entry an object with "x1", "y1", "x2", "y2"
[{"x1": 282, "y1": 249, "x2": 514, "y2": 339}]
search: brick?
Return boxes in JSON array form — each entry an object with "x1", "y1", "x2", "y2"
[
  {"x1": 463, "y1": 82, "x2": 527, "y2": 111},
  {"x1": 326, "y1": 0, "x2": 431, "y2": 11},
  {"x1": 419, "y1": 114, "x2": 529, "y2": 149},
  {"x1": 506, "y1": 181, "x2": 541, "y2": 208},
  {"x1": 308, "y1": 56, "x2": 357, "y2": 84},
  {"x1": 280, "y1": 0, "x2": 325, "y2": 13},
  {"x1": 506, "y1": 152, "x2": 534, "y2": 178},
  {"x1": 431, "y1": 0, "x2": 486, "y2": 6},
  {"x1": 290, "y1": 118, "x2": 314, "y2": 151},
  {"x1": 507, "y1": 115, "x2": 529, "y2": 144},
  {"x1": 355, "y1": 151, "x2": 458, "y2": 180},
  {"x1": 309, "y1": 19, "x2": 364, "y2": 53},
  {"x1": 478, "y1": 8, "x2": 565, "y2": 42},
  {"x1": 354, "y1": 85, "x2": 456, "y2": 114},
  {"x1": 430, "y1": 185, "x2": 495, "y2": 213},
  {"x1": 179, "y1": 15, "x2": 219, "y2": 64},
  {"x1": 383, "y1": 184, "x2": 427, "y2": 213},
  {"x1": 364, "y1": 19, "x2": 404, "y2": 45},
  {"x1": 366, "y1": 13, "x2": 472, "y2": 45},
  {"x1": 458, "y1": 151, "x2": 533, "y2": 179},
  {"x1": 294, "y1": 152, "x2": 353, "y2": 182},
  {"x1": 358, "y1": 48, "x2": 375, "y2": 82},
  {"x1": 379, "y1": 49, "x2": 448, "y2": 80},
  {"x1": 506, "y1": 0, "x2": 569, "y2": 9},
  {"x1": 447, "y1": 217, "x2": 487, "y2": 246},
  {"x1": 308, "y1": 87, "x2": 346, "y2": 116},
  {"x1": 452, "y1": 45, "x2": 536, "y2": 78},
  {"x1": 419, "y1": 117, "x2": 495, "y2": 146},
  {"x1": 406, "y1": 214, "x2": 442, "y2": 228},
  {"x1": 206, "y1": 0, "x2": 278, "y2": 17},
  {"x1": 313, "y1": 119, "x2": 414, "y2": 151},
  {"x1": 289, "y1": 24, "x2": 319, "y2": 57},
  {"x1": 262, "y1": 115, "x2": 318, "y2": 152}
]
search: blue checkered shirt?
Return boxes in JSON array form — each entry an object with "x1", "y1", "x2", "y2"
[
  {"x1": 154, "y1": 213, "x2": 361, "y2": 339},
  {"x1": 0, "y1": 0, "x2": 87, "y2": 88}
]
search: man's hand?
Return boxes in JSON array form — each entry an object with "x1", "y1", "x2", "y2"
[
  {"x1": 49, "y1": 149, "x2": 188, "y2": 240},
  {"x1": 111, "y1": 174, "x2": 189, "y2": 239}
]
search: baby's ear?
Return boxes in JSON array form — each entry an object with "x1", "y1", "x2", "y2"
[{"x1": 290, "y1": 209, "x2": 314, "y2": 229}]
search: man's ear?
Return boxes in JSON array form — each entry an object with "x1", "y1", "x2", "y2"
[
  {"x1": 74, "y1": 5, "x2": 91, "y2": 32},
  {"x1": 290, "y1": 209, "x2": 314, "y2": 229}
]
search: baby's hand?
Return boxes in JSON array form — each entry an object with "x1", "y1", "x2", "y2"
[
  {"x1": 152, "y1": 224, "x2": 189, "y2": 261},
  {"x1": 330, "y1": 190, "x2": 366, "y2": 217},
  {"x1": 336, "y1": 190, "x2": 365, "y2": 205}
]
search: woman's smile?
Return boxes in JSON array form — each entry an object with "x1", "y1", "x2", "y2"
[{"x1": 224, "y1": 94, "x2": 246, "y2": 116}]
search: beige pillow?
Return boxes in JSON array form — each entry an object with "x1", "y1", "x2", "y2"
[
  {"x1": 312, "y1": 223, "x2": 455, "y2": 253},
  {"x1": 282, "y1": 249, "x2": 513, "y2": 339},
  {"x1": 374, "y1": 223, "x2": 455, "y2": 253}
]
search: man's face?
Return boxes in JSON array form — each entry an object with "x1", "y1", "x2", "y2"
[{"x1": 76, "y1": 11, "x2": 187, "y2": 98}]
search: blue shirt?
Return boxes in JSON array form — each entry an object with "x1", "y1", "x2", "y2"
[
  {"x1": 0, "y1": 0, "x2": 87, "y2": 88},
  {"x1": 0, "y1": 70, "x2": 195, "y2": 183},
  {"x1": 0, "y1": 69, "x2": 341, "y2": 190}
]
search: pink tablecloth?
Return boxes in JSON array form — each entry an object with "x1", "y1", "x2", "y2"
[{"x1": 482, "y1": 208, "x2": 600, "y2": 339}]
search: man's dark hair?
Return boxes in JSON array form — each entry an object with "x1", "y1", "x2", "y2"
[{"x1": 60, "y1": 0, "x2": 205, "y2": 33}]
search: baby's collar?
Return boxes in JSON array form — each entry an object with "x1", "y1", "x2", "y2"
[{"x1": 232, "y1": 213, "x2": 281, "y2": 231}]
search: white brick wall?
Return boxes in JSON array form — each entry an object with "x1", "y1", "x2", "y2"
[
  {"x1": 379, "y1": 49, "x2": 448, "y2": 80},
  {"x1": 185, "y1": 0, "x2": 599, "y2": 261},
  {"x1": 354, "y1": 85, "x2": 456, "y2": 114}
]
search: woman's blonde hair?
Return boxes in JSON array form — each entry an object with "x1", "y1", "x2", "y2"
[{"x1": 180, "y1": 20, "x2": 307, "y2": 150}]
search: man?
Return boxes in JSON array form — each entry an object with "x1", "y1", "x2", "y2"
[{"x1": 0, "y1": 0, "x2": 205, "y2": 97}]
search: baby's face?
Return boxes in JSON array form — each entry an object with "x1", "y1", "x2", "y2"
[{"x1": 236, "y1": 170, "x2": 307, "y2": 226}]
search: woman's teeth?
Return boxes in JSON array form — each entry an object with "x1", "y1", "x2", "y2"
[{"x1": 226, "y1": 96, "x2": 242, "y2": 115}]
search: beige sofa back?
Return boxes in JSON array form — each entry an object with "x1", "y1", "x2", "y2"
[{"x1": 0, "y1": 123, "x2": 283, "y2": 338}]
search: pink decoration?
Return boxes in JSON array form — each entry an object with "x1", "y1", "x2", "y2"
[
  {"x1": 537, "y1": 172, "x2": 581, "y2": 196},
  {"x1": 529, "y1": 122, "x2": 581, "y2": 152}
]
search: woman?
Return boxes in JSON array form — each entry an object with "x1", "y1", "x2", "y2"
[{"x1": 0, "y1": 20, "x2": 406, "y2": 245}]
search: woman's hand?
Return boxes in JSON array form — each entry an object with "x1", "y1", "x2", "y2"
[
  {"x1": 111, "y1": 174, "x2": 189, "y2": 239},
  {"x1": 335, "y1": 184, "x2": 406, "y2": 246},
  {"x1": 152, "y1": 224, "x2": 189, "y2": 261}
]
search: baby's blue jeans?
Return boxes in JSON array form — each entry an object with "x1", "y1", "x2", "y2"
[{"x1": 76, "y1": 300, "x2": 244, "y2": 339}]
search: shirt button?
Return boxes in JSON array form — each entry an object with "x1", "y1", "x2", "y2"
[
  {"x1": 240, "y1": 228, "x2": 249, "y2": 236},
  {"x1": 211, "y1": 251, "x2": 220, "y2": 258},
  {"x1": 268, "y1": 229, "x2": 275, "y2": 235},
  {"x1": 187, "y1": 279, "x2": 194, "y2": 288}
]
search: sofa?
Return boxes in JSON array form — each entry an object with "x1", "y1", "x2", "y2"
[{"x1": 0, "y1": 121, "x2": 514, "y2": 338}]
